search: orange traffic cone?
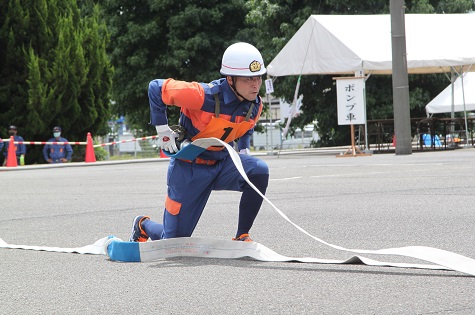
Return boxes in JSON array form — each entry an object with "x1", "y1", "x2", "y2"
[
  {"x1": 160, "y1": 149, "x2": 168, "y2": 158},
  {"x1": 6, "y1": 136, "x2": 18, "y2": 167},
  {"x1": 85, "y1": 132, "x2": 96, "y2": 163}
]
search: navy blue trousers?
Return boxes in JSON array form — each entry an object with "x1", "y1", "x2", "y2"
[{"x1": 142, "y1": 154, "x2": 269, "y2": 240}]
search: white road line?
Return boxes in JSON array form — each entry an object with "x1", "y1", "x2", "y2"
[{"x1": 270, "y1": 176, "x2": 302, "y2": 181}]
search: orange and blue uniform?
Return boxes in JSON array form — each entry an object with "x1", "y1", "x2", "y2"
[
  {"x1": 42, "y1": 137, "x2": 73, "y2": 163},
  {"x1": 143, "y1": 78, "x2": 269, "y2": 239}
]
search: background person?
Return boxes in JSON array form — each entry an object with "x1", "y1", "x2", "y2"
[
  {"x1": 43, "y1": 126, "x2": 73, "y2": 163},
  {"x1": 130, "y1": 42, "x2": 270, "y2": 243},
  {"x1": 2, "y1": 125, "x2": 26, "y2": 166}
]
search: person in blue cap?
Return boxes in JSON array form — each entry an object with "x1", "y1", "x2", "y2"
[
  {"x1": 43, "y1": 126, "x2": 73, "y2": 163},
  {"x1": 2, "y1": 125, "x2": 26, "y2": 166}
]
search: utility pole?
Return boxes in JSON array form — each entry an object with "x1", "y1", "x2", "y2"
[{"x1": 390, "y1": 0, "x2": 412, "y2": 155}]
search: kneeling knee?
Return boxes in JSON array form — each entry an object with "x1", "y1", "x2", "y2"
[{"x1": 254, "y1": 159, "x2": 269, "y2": 176}]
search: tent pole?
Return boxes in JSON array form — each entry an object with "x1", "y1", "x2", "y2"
[
  {"x1": 364, "y1": 86, "x2": 369, "y2": 152},
  {"x1": 363, "y1": 72, "x2": 372, "y2": 153},
  {"x1": 461, "y1": 69, "x2": 469, "y2": 147},
  {"x1": 451, "y1": 68, "x2": 455, "y2": 120},
  {"x1": 449, "y1": 68, "x2": 456, "y2": 146}
]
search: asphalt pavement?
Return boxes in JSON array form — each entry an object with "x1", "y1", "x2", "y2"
[{"x1": 1, "y1": 148, "x2": 475, "y2": 314}]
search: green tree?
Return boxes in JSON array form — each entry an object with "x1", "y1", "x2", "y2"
[
  {"x1": 102, "y1": 0, "x2": 249, "y2": 131},
  {"x1": 245, "y1": 0, "x2": 474, "y2": 146},
  {"x1": 0, "y1": 0, "x2": 112, "y2": 163}
]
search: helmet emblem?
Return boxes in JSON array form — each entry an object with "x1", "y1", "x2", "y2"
[{"x1": 249, "y1": 60, "x2": 261, "y2": 72}]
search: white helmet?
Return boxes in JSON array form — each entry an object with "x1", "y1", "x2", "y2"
[{"x1": 220, "y1": 42, "x2": 266, "y2": 76}]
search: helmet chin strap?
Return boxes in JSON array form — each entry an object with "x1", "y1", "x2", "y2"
[{"x1": 230, "y1": 77, "x2": 258, "y2": 104}]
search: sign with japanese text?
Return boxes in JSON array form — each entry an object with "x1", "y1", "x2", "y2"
[
  {"x1": 265, "y1": 78, "x2": 274, "y2": 94},
  {"x1": 336, "y1": 77, "x2": 366, "y2": 125}
]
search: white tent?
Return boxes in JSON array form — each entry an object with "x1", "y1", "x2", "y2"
[
  {"x1": 267, "y1": 14, "x2": 475, "y2": 76},
  {"x1": 426, "y1": 72, "x2": 475, "y2": 116}
]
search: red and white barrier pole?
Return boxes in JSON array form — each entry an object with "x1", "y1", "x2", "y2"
[
  {"x1": 93, "y1": 135, "x2": 158, "y2": 147},
  {"x1": 14, "y1": 141, "x2": 87, "y2": 145}
]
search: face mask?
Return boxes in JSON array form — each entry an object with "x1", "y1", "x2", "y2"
[
  {"x1": 54, "y1": 132, "x2": 61, "y2": 138},
  {"x1": 8, "y1": 131, "x2": 15, "y2": 136}
]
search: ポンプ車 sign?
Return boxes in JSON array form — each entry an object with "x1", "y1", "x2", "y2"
[{"x1": 336, "y1": 77, "x2": 366, "y2": 125}]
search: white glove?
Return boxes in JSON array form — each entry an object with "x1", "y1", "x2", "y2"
[
  {"x1": 239, "y1": 148, "x2": 251, "y2": 155},
  {"x1": 156, "y1": 125, "x2": 178, "y2": 153}
]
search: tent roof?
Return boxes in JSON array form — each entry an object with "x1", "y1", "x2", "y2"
[
  {"x1": 267, "y1": 14, "x2": 475, "y2": 76},
  {"x1": 425, "y1": 72, "x2": 475, "y2": 115}
]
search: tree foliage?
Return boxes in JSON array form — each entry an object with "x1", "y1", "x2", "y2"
[
  {"x1": 0, "y1": 0, "x2": 112, "y2": 163},
  {"x1": 101, "y1": 0, "x2": 249, "y2": 131}
]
